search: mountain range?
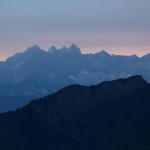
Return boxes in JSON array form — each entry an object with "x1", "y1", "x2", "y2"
[
  {"x1": 0, "y1": 75, "x2": 150, "y2": 150},
  {"x1": 0, "y1": 44, "x2": 150, "y2": 112}
]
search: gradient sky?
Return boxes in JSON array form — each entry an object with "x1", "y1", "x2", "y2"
[{"x1": 0, "y1": 0, "x2": 150, "y2": 60}]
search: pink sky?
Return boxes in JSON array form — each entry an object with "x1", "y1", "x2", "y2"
[
  {"x1": 0, "y1": 44, "x2": 150, "y2": 61},
  {"x1": 1, "y1": 1, "x2": 150, "y2": 61}
]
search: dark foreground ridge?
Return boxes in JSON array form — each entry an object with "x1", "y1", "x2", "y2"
[{"x1": 0, "y1": 75, "x2": 150, "y2": 150}]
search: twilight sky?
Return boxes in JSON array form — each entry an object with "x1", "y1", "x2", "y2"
[{"x1": 0, "y1": 0, "x2": 150, "y2": 60}]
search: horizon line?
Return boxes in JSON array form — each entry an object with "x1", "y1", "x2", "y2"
[{"x1": 0, "y1": 44, "x2": 150, "y2": 61}]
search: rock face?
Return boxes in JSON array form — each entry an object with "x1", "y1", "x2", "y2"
[
  {"x1": 0, "y1": 75, "x2": 150, "y2": 150},
  {"x1": 0, "y1": 44, "x2": 150, "y2": 112}
]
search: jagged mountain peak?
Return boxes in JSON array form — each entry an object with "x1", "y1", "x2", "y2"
[
  {"x1": 48, "y1": 46, "x2": 58, "y2": 54},
  {"x1": 95, "y1": 50, "x2": 110, "y2": 56},
  {"x1": 26, "y1": 45, "x2": 44, "y2": 53},
  {"x1": 59, "y1": 46, "x2": 68, "y2": 53},
  {"x1": 58, "y1": 44, "x2": 81, "y2": 55},
  {"x1": 69, "y1": 44, "x2": 79, "y2": 50},
  {"x1": 69, "y1": 44, "x2": 81, "y2": 54},
  {"x1": 5, "y1": 45, "x2": 47, "y2": 64}
]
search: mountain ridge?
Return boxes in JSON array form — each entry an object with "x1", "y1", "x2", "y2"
[
  {"x1": 0, "y1": 44, "x2": 150, "y2": 112},
  {"x1": 0, "y1": 75, "x2": 150, "y2": 150}
]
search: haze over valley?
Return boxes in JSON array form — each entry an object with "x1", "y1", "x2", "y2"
[{"x1": 0, "y1": 44, "x2": 150, "y2": 112}]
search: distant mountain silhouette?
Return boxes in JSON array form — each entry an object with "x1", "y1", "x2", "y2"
[
  {"x1": 0, "y1": 44, "x2": 150, "y2": 112},
  {"x1": 0, "y1": 75, "x2": 150, "y2": 149}
]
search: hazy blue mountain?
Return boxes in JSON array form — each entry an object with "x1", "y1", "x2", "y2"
[
  {"x1": 0, "y1": 75, "x2": 150, "y2": 149},
  {"x1": 0, "y1": 44, "x2": 150, "y2": 112}
]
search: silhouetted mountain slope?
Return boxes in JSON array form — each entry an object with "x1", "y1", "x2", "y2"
[
  {"x1": 0, "y1": 75, "x2": 150, "y2": 150},
  {"x1": 0, "y1": 95, "x2": 35, "y2": 112}
]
